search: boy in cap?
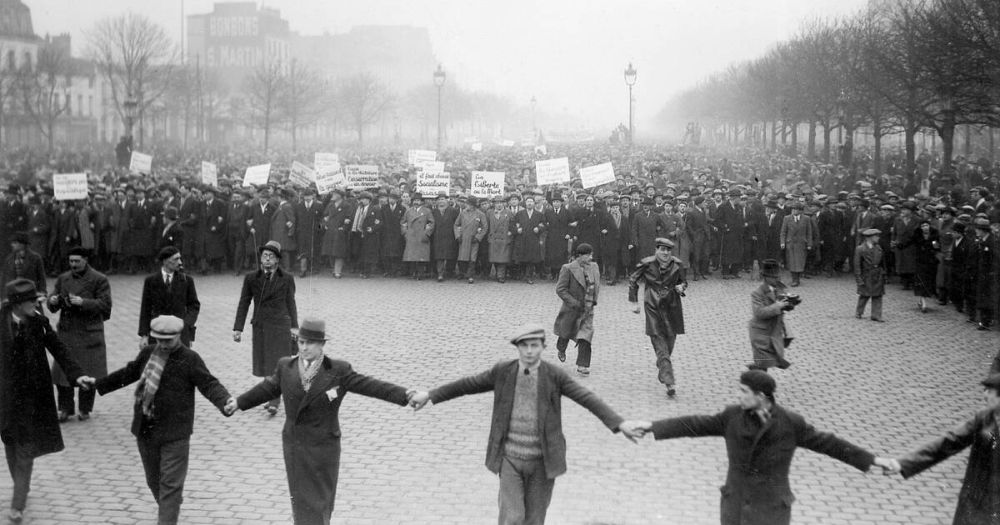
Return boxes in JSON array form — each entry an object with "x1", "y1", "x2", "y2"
[
  {"x1": 409, "y1": 324, "x2": 642, "y2": 524},
  {"x1": 628, "y1": 237, "x2": 687, "y2": 397},
  {"x1": 554, "y1": 243, "x2": 600, "y2": 376},
  {"x1": 854, "y1": 229, "x2": 886, "y2": 322},
  {"x1": 95, "y1": 315, "x2": 235, "y2": 525},
  {"x1": 630, "y1": 370, "x2": 895, "y2": 525}
]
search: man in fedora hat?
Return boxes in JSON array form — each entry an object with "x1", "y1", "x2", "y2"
[
  {"x1": 855, "y1": 228, "x2": 887, "y2": 322},
  {"x1": 96, "y1": 315, "x2": 236, "y2": 525},
  {"x1": 236, "y1": 316, "x2": 419, "y2": 525},
  {"x1": 401, "y1": 192, "x2": 434, "y2": 279},
  {"x1": 1, "y1": 278, "x2": 95, "y2": 524},
  {"x1": 748, "y1": 259, "x2": 793, "y2": 371},
  {"x1": 454, "y1": 195, "x2": 487, "y2": 283},
  {"x1": 47, "y1": 246, "x2": 112, "y2": 422},
  {"x1": 408, "y1": 324, "x2": 642, "y2": 525},
  {"x1": 350, "y1": 191, "x2": 382, "y2": 279},
  {"x1": 233, "y1": 240, "x2": 298, "y2": 415}
]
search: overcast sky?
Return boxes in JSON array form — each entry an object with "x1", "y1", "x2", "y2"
[{"x1": 30, "y1": 0, "x2": 868, "y2": 131}]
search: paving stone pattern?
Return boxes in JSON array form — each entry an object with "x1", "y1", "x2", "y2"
[{"x1": 3, "y1": 271, "x2": 996, "y2": 524}]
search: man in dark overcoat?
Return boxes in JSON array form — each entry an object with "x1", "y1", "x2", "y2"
[
  {"x1": 554, "y1": 243, "x2": 600, "y2": 376},
  {"x1": 248, "y1": 187, "x2": 276, "y2": 253},
  {"x1": 715, "y1": 188, "x2": 746, "y2": 279},
  {"x1": 854, "y1": 228, "x2": 886, "y2": 322},
  {"x1": 26, "y1": 198, "x2": 50, "y2": 260},
  {"x1": 760, "y1": 200, "x2": 784, "y2": 263},
  {"x1": 349, "y1": 191, "x2": 382, "y2": 279},
  {"x1": 95, "y1": 315, "x2": 234, "y2": 525},
  {"x1": 176, "y1": 184, "x2": 202, "y2": 264},
  {"x1": 0, "y1": 278, "x2": 93, "y2": 523},
  {"x1": 321, "y1": 189, "x2": 353, "y2": 278},
  {"x1": 138, "y1": 247, "x2": 200, "y2": 348},
  {"x1": 748, "y1": 259, "x2": 793, "y2": 371},
  {"x1": 199, "y1": 186, "x2": 228, "y2": 273},
  {"x1": 0, "y1": 232, "x2": 46, "y2": 302},
  {"x1": 47, "y1": 246, "x2": 111, "y2": 421},
  {"x1": 294, "y1": 188, "x2": 325, "y2": 278},
  {"x1": 378, "y1": 190, "x2": 406, "y2": 277},
  {"x1": 233, "y1": 240, "x2": 298, "y2": 414},
  {"x1": 543, "y1": 194, "x2": 572, "y2": 279},
  {"x1": 226, "y1": 190, "x2": 250, "y2": 274},
  {"x1": 409, "y1": 324, "x2": 640, "y2": 525},
  {"x1": 630, "y1": 198, "x2": 660, "y2": 260},
  {"x1": 971, "y1": 217, "x2": 998, "y2": 330},
  {"x1": 685, "y1": 196, "x2": 712, "y2": 279},
  {"x1": 123, "y1": 188, "x2": 156, "y2": 274},
  {"x1": 236, "y1": 317, "x2": 414, "y2": 525},
  {"x1": 632, "y1": 371, "x2": 891, "y2": 525},
  {"x1": 628, "y1": 237, "x2": 687, "y2": 397},
  {"x1": 598, "y1": 200, "x2": 628, "y2": 285},
  {"x1": 430, "y1": 193, "x2": 458, "y2": 281},
  {"x1": 510, "y1": 194, "x2": 545, "y2": 284}
]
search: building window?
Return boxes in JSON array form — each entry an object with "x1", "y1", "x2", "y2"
[{"x1": 65, "y1": 94, "x2": 71, "y2": 115}]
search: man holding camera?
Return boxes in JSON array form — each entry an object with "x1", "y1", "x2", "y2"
[{"x1": 748, "y1": 259, "x2": 794, "y2": 371}]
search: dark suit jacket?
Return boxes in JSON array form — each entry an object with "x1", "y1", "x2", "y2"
[
  {"x1": 651, "y1": 404, "x2": 874, "y2": 525},
  {"x1": 0, "y1": 249, "x2": 46, "y2": 300},
  {"x1": 97, "y1": 343, "x2": 231, "y2": 444},
  {"x1": 429, "y1": 359, "x2": 623, "y2": 478},
  {"x1": 138, "y1": 272, "x2": 200, "y2": 344}
]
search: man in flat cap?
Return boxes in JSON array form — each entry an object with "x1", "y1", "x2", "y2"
[
  {"x1": 970, "y1": 217, "x2": 997, "y2": 330},
  {"x1": 630, "y1": 370, "x2": 895, "y2": 525},
  {"x1": 96, "y1": 315, "x2": 236, "y2": 525},
  {"x1": 554, "y1": 243, "x2": 600, "y2": 376},
  {"x1": 409, "y1": 324, "x2": 642, "y2": 524},
  {"x1": 628, "y1": 237, "x2": 688, "y2": 397},
  {"x1": 854, "y1": 229, "x2": 887, "y2": 322},
  {"x1": 885, "y1": 373, "x2": 1000, "y2": 524},
  {"x1": 1, "y1": 278, "x2": 95, "y2": 523},
  {"x1": 47, "y1": 246, "x2": 112, "y2": 422}
]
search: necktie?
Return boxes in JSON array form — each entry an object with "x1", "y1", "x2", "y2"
[
  {"x1": 265, "y1": 271, "x2": 273, "y2": 281},
  {"x1": 165, "y1": 274, "x2": 171, "y2": 286}
]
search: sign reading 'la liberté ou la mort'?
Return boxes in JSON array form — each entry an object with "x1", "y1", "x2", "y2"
[
  {"x1": 52, "y1": 173, "x2": 88, "y2": 200},
  {"x1": 534, "y1": 157, "x2": 570, "y2": 185},
  {"x1": 470, "y1": 172, "x2": 505, "y2": 198}
]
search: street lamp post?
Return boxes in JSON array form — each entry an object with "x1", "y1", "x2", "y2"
[
  {"x1": 624, "y1": 62, "x2": 637, "y2": 145},
  {"x1": 123, "y1": 93, "x2": 138, "y2": 142},
  {"x1": 433, "y1": 64, "x2": 446, "y2": 151}
]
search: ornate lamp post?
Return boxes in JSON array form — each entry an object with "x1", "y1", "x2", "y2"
[
  {"x1": 624, "y1": 62, "x2": 637, "y2": 144},
  {"x1": 433, "y1": 64, "x2": 446, "y2": 150},
  {"x1": 123, "y1": 93, "x2": 139, "y2": 142}
]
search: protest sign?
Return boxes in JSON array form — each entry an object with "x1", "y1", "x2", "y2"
[
  {"x1": 201, "y1": 162, "x2": 218, "y2": 187},
  {"x1": 416, "y1": 160, "x2": 444, "y2": 175},
  {"x1": 52, "y1": 173, "x2": 88, "y2": 200},
  {"x1": 534, "y1": 157, "x2": 571, "y2": 185},
  {"x1": 314, "y1": 153, "x2": 340, "y2": 175},
  {"x1": 129, "y1": 151, "x2": 152, "y2": 174},
  {"x1": 471, "y1": 142, "x2": 483, "y2": 152},
  {"x1": 579, "y1": 162, "x2": 616, "y2": 189},
  {"x1": 315, "y1": 171, "x2": 346, "y2": 195},
  {"x1": 242, "y1": 164, "x2": 271, "y2": 187},
  {"x1": 501, "y1": 139, "x2": 515, "y2": 147},
  {"x1": 416, "y1": 169, "x2": 450, "y2": 195},
  {"x1": 470, "y1": 171, "x2": 505, "y2": 198},
  {"x1": 344, "y1": 165, "x2": 379, "y2": 189},
  {"x1": 289, "y1": 161, "x2": 317, "y2": 188},
  {"x1": 408, "y1": 149, "x2": 437, "y2": 165}
]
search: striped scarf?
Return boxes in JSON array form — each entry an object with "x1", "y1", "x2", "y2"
[
  {"x1": 135, "y1": 344, "x2": 176, "y2": 417},
  {"x1": 300, "y1": 357, "x2": 323, "y2": 392}
]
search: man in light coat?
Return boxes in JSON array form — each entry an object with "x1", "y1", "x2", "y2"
[
  {"x1": 779, "y1": 202, "x2": 814, "y2": 287},
  {"x1": 401, "y1": 193, "x2": 434, "y2": 279},
  {"x1": 454, "y1": 196, "x2": 487, "y2": 283},
  {"x1": 553, "y1": 243, "x2": 600, "y2": 376},
  {"x1": 854, "y1": 228, "x2": 886, "y2": 322},
  {"x1": 748, "y1": 259, "x2": 793, "y2": 371},
  {"x1": 487, "y1": 197, "x2": 514, "y2": 283}
]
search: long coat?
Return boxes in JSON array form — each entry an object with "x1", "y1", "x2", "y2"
[
  {"x1": 900, "y1": 406, "x2": 1000, "y2": 525},
  {"x1": 572, "y1": 208, "x2": 603, "y2": 261},
  {"x1": 233, "y1": 267, "x2": 298, "y2": 377},
  {"x1": 599, "y1": 210, "x2": 628, "y2": 267},
  {"x1": 749, "y1": 283, "x2": 792, "y2": 369},
  {"x1": 454, "y1": 208, "x2": 487, "y2": 262},
  {"x1": 48, "y1": 266, "x2": 112, "y2": 386},
  {"x1": 760, "y1": 211, "x2": 784, "y2": 262},
  {"x1": 138, "y1": 272, "x2": 200, "y2": 345},
  {"x1": 270, "y1": 201, "x2": 297, "y2": 253},
  {"x1": 854, "y1": 242, "x2": 885, "y2": 297},
  {"x1": 178, "y1": 198, "x2": 202, "y2": 259},
  {"x1": 96, "y1": 342, "x2": 230, "y2": 444},
  {"x1": 353, "y1": 203, "x2": 383, "y2": 264},
  {"x1": 892, "y1": 215, "x2": 919, "y2": 274},
  {"x1": 27, "y1": 207, "x2": 51, "y2": 256},
  {"x1": 487, "y1": 209, "x2": 513, "y2": 264},
  {"x1": 76, "y1": 206, "x2": 96, "y2": 250},
  {"x1": 401, "y1": 205, "x2": 434, "y2": 262},
  {"x1": 237, "y1": 356, "x2": 409, "y2": 522},
  {"x1": 779, "y1": 214, "x2": 814, "y2": 272},
  {"x1": 321, "y1": 200, "x2": 354, "y2": 259},
  {"x1": 511, "y1": 208, "x2": 545, "y2": 263},
  {"x1": 431, "y1": 206, "x2": 459, "y2": 261},
  {"x1": 972, "y1": 232, "x2": 998, "y2": 309},
  {"x1": 544, "y1": 206, "x2": 573, "y2": 267},
  {"x1": 294, "y1": 199, "x2": 325, "y2": 261},
  {"x1": 201, "y1": 198, "x2": 228, "y2": 260},
  {"x1": 651, "y1": 404, "x2": 874, "y2": 525},
  {"x1": 553, "y1": 259, "x2": 600, "y2": 342},
  {"x1": 249, "y1": 200, "x2": 276, "y2": 248},
  {"x1": 379, "y1": 203, "x2": 406, "y2": 259},
  {"x1": 0, "y1": 306, "x2": 84, "y2": 458},
  {"x1": 628, "y1": 255, "x2": 686, "y2": 337},
  {"x1": 630, "y1": 210, "x2": 660, "y2": 259},
  {"x1": 428, "y1": 359, "x2": 624, "y2": 478},
  {"x1": 123, "y1": 200, "x2": 155, "y2": 258},
  {"x1": 715, "y1": 201, "x2": 746, "y2": 268},
  {"x1": 0, "y1": 249, "x2": 46, "y2": 300},
  {"x1": 902, "y1": 229, "x2": 939, "y2": 297}
]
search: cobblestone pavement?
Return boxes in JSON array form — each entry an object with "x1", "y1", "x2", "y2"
[{"x1": 3, "y1": 267, "x2": 997, "y2": 524}]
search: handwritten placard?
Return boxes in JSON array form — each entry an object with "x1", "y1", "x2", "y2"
[
  {"x1": 314, "y1": 153, "x2": 340, "y2": 175},
  {"x1": 408, "y1": 149, "x2": 437, "y2": 166},
  {"x1": 129, "y1": 151, "x2": 152, "y2": 174},
  {"x1": 53, "y1": 173, "x2": 88, "y2": 200},
  {"x1": 289, "y1": 161, "x2": 316, "y2": 188},
  {"x1": 201, "y1": 162, "x2": 218, "y2": 187},
  {"x1": 579, "y1": 162, "x2": 616, "y2": 189},
  {"x1": 534, "y1": 157, "x2": 570, "y2": 185},
  {"x1": 470, "y1": 172, "x2": 505, "y2": 198},
  {"x1": 416, "y1": 160, "x2": 445, "y2": 175},
  {"x1": 344, "y1": 165, "x2": 379, "y2": 189},
  {"x1": 417, "y1": 170, "x2": 451, "y2": 195},
  {"x1": 471, "y1": 142, "x2": 483, "y2": 152},
  {"x1": 242, "y1": 164, "x2": 271, "y2": 187}
]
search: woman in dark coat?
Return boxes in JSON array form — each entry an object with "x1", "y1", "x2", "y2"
[
  {"x1": 899, "y1": 220, "x2": 939, "y2": 312},
  {"x1": 320, "y1": 191, "x2": 353, "y2": 278},
  {"x1": 233, "y1": 241, "x2": 298, "y2": 414}
]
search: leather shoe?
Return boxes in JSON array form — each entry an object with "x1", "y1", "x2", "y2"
[
  {"x1": 57, "y1": 410, "x2": 70, "y2": 423},
  {"x1": 78, "y1": 412, "x2": 90, "y2": 421},
  {"x1": 666, "y1": 387, "x2": 677, "y2": 398},
  {"x1": 8, "y1": 509, "x2": 23, "y2": 524},
  {"x1": 265, "y1": 404, "x2": 278, "y2": 416},
  {"x1": 557, "y1": 351, "x2": 566, "y2": 362},
  {"x1": 576, "y1": 367, "x2": 590, "y2": 377}
]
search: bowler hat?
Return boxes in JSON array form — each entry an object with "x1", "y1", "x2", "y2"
[
  {"x1": 149, "y1": 315, "x2": 184, "y2": 339},
  {"x1": 259, "y1": 240, "x2": 282, "y2": 257},
  {"x1": 974, "y1": 218, "x2": 991, "y2": 231},
  {"x1": 509, "y1": 323, "x2": 546, "y2": 345},
  {"x1": 297, "y1": 317, "x2": 328, "y2": 341},
  {"x1": 411, "y1": 192, "x2": 424, "y2": 201},
  {"x1": 4, "y1": 278, "x2": 38, "y2": 305},
  {"x1": 760, "y1": 259, "x2": 781, "y2": 278}
]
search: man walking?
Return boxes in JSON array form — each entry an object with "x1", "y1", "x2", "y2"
[
  {"x1": 554, "y1": 243, "x2": 600, "y2": 376},
  {"x1": 628, "y1": 237, "x2": 687, "y2": 398},
  {"x1": 748, "y1": 259, "x2": 793, "y2": 371},
  {"x1": 138, "y1": 247, "x2": 200, "y2": 348},
  {"x1": 779, "y1": 202, "x2": 814, "y2": 287},
  {"x1": 95, "y1": 315, "x2": 235, "y2": 525},
  {"x1": 854, "y1": 228, "x2": 887, "y2": 322}
]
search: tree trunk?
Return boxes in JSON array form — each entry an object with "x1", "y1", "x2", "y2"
[
  {"x1": 790, "y1": 122, "x2": 798, "y2": 155},
  {"x1": 822, "y1": 120, "x2": 832, "y2": 163},
  {"x1": 939, "y1": 118, "x2": 955, "y2": 178},
  {"x1": 874, "y1": 132, "x2": 883, "y2": 177},
  {"x1": 807, "y1": 120, "x2": 817, "y2": 160}
]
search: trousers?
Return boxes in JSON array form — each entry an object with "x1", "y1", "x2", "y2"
[
  {"x1": 4, "y1": 442, "x2": 35, "y2": 511},
  {"x1": 137, "y1": 438, "x2": 190, "y2": 525},
  {"x1": 650, "y1": 334, "x2": 677, "y2": 385},
  {"x1": 57, "y1": 386, "x2": 95, "y2": 415},
  {"x1": 498, "y1": 456, "x2": 555, "y2": 525},
  {"x1": 856, "y1": 295, "x2": 883, "y2": 321}
]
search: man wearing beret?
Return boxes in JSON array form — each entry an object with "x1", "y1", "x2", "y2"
[
  {"x1": 409, "y1": 324, "x2": 642, "y2": 524},
  {"x1": 885, "y1": 373, "x2": 1000, "y2": 524},
  {"x1": 628, "y1": 237, "x2": 687, "y2": 397},
  {"x1": 631, "y1": 371, "x2": 895, "y2": 525},
  {"x1": 1, "y1": 278, "x2": 95, "y2": 524},
  {"x1": 96, "y1": 315, "x2": 235, "y2": 525},
  {"x1": 47, "y1": 247, "x2": 112, "y2": 422}
]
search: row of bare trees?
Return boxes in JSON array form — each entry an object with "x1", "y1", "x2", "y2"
[{"x1": 661, "y1": 0, "x2": 1000, "y2": 177}]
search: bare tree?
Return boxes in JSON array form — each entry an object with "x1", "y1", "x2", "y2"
[
  {"x1": 87, "y1": 12, "x2": 178, "y2": 148},
  {"x1": 0, "y1": 43, "x2": 18, "y2": 149},
  {"x1": 280, "y1": 59, "x2": 327, "y2": 152},
  {"x1": 337, "y1": 72, "x2": 395, "y2": 148},
  {"x1": 243, "y1": 59, "x2": 286, "y2": 152},
  {"x1": 17, "y1": 43, "x2": 70, "y2": 154}
]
